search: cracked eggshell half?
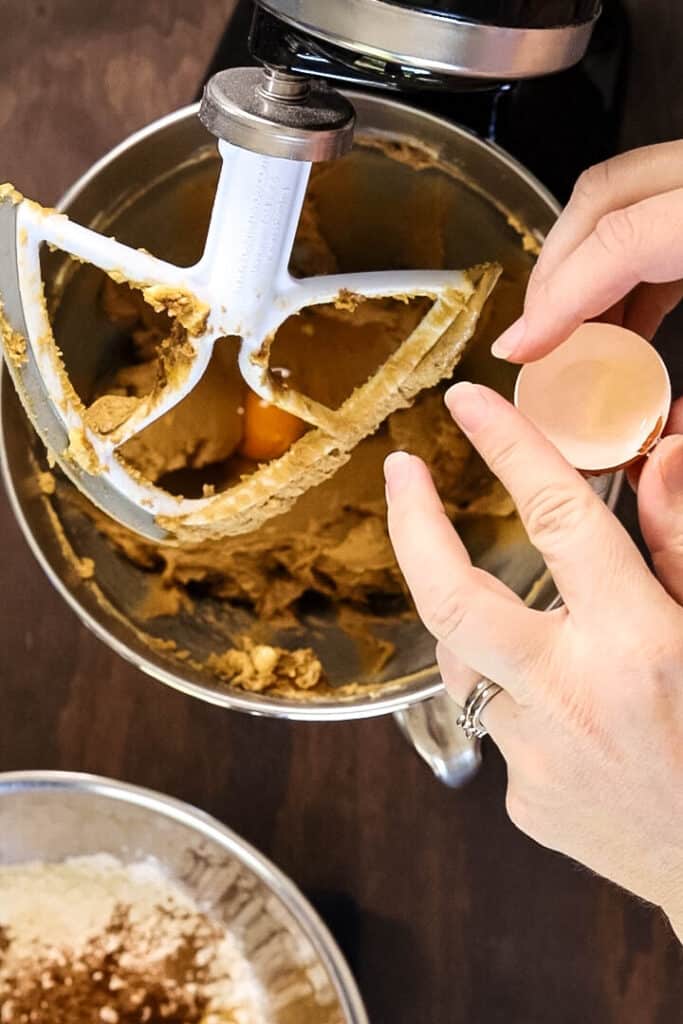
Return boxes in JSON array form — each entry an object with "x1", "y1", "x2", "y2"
[{"x1": 514, "y1": 322, "x2": 672, "y2": 474}]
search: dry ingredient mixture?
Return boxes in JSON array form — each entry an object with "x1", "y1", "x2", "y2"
[
  {"x1": 0, "y1": 855, "x2": 266, "y2": 1024},
  {"x1": 49, "y1": 144, "x2": 530, "y2": 698}
]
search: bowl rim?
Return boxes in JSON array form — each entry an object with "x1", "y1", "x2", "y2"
[
  {"x1": 0, "y1": 94, "x2": 622, "y2": 720},
  {"x1": 0, "y1": 768, "x2": 369, "y2": 1024}
]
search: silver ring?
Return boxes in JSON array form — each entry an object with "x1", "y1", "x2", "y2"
[{"x1": 457, "y1": 679, "x2": 504, "y2": 740}]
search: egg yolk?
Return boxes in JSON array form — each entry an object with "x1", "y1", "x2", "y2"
[{"x1": 238, "y1": 389, "x2": 306, "y2": 461}]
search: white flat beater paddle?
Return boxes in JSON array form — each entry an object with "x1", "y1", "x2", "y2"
[{"x1": 0, "y1": 68, "x2": 490, "y2": 542}]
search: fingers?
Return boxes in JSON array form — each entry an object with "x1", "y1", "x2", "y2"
[
  {"x1": 384, "y1": 450, "x2": 554, "y2": 702},
  {"x1": 528, "y1": 143, "x2": 683, "y2": 304},
  {"x1": 638, "y1": 433, "x2": 683, "y2": 604},
  {"x1": 494, "y1": 187, "x2": 683, "y2": 361},
  {"x1": 444, "y1": 383, "x2": 661, "y2": 623},
  {"x1": 623, "y1": 281, "x2": 683, "y2": 340},
  {"x1": 627, "y1": 395, "x2": 683, "y2": 491},
  {"x1": 436, "y1": 642, "x2": 521, "y2": 753},
  {"x1": 603, "y1": 281, "x2": 683, "y2": 344},
  {"x1": 666, "y1": 396, "x2": 683, "y2": 436}
]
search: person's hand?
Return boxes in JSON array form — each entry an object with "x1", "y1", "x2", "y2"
[
  {"x1": 493, "y1": 140, "x2": 683, "y2": 493},
  {"x1": 384, "y1": 383, "x2": 683, "y2": 938},
  {"x1": 494, "y1": 139, "x2": 683, "y2": 589},
  {"x1": 492, "y1": 140, "x2": 683, "y2": 362}
]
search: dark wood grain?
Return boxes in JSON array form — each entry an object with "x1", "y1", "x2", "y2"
[{"x1": 1, "y1": 2, "x2": 682, "y2": 1022}]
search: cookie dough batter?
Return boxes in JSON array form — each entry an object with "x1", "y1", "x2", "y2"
[
  {"x1": 53, "y1": 145, "x2": 528, "y2": 697},
  {"x1": 88, "y1": 269, "x2": 510, "y2": 624}
]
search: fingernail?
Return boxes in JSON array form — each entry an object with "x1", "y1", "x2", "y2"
[
  {"x1": 660, "y1": 438, "x2": 683, "y2": 495},
  {"x1": 492, "y1": 316, "x2": 526, "y2": 360},
  {"x1": 444, "y1": 382, "x2": 490, "y2": 432},
  {"x1": 384, "y1": 450, "x2": 414, "y2": 500}
]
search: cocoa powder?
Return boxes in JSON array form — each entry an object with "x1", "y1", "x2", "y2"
[{"x1": 0, "y1": 857, "x2": 263, "y2": 1024}]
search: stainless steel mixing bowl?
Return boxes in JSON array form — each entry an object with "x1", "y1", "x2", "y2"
[
  {"x1": 0, "y1": 770, "x2": 367, "y2": 1024},
  {"x1": 0, "y1": 94, "x2": 621, "y2": 780}
]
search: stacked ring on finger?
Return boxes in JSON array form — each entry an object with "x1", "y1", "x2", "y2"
[{"x1": 457, "y1": 679, "x2": 505, "y2": 739}]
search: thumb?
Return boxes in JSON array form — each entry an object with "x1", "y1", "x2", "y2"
[{"x1": 638, "y1": 433, "x2": 683, "y2": 604}]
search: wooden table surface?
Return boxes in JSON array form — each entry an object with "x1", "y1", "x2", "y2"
[{"x1": 1, "y1": 2, "x2": 682, "y2": 1021}]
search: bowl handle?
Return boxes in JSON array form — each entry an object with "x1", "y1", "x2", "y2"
[{"x1": 394, "y1": 690, "x2": 482, "y2": 787}]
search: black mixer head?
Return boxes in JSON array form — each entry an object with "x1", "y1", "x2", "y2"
[{"x1": 249, "y1": 0, "x2": 602, "y2": 91}]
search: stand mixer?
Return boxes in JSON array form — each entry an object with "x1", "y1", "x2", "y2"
[
  {"x1": 207, "y1": 0, "x2": 627, "y2": 202},
  {"x1": 0, "y1": 1, "x2": 628, "y2": 786},
  {"x1": 0, "y1": 0, "x2": 617, "y2": 545}
]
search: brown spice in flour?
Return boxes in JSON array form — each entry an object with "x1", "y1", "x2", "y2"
[
  {"x1": 0, "y1": 856, "x2": 262, "y2": 1024},
  {"x1": 0, "y1": 905, "x2": 216, "y2": 1023}
]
